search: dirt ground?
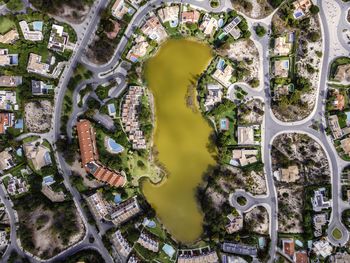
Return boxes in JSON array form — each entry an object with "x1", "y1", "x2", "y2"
[
  {"x1": 238, "y1": 98, "x2": 264, "y2": 125},
  {"x1": 25, "y1": 100, "x2": 52, "y2": 133},
  {"x1": 231, "y1": 0, "x2": 274, "y2": 19},
  {"x1": 244, "y1": 205, "x2": 269, "y2": 234}
]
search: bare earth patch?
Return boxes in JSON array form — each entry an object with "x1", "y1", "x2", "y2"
[
  {"x1": 244, "y1": 205, "x2": 269, "y2": 234},
  {"x1": 231, "y1": 0, "x2": 274, "y2": 19},
  {"x1": 25, "y1": 100, "x2": 53, "y2": 133}
]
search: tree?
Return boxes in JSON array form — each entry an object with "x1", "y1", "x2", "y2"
[
  {"x1": 6, "y1": 0, "x2": 24, "y2": 11},
  {"x1": 254, "y1": 24, "x2": 267, "y2": 37},
  {"x1": 309, "y1": 5, "x2": 320, "y2": 15},
  {"x1": 308, "y1": 31, "x2": 321, "y2": 42}
]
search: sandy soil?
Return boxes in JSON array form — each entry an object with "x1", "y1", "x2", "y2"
[
  {"x1": 25, "y1": 100, "x2": 52, "y2": 133},
  {"x1": 244, "y1": 205, "x2": 269, "y2": 234}
]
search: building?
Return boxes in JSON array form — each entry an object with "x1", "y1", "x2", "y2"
[
  {"x1": 41, "y1": 184, "x2": 65, "y2": 202},
  {"x1": 311, "y1": 188, "x2": 331, "y2": 212},
  {"x1": 76, "y1": 119, "x2": 126, "y2": 187},
  {"x1": 199, "y1": 14, "x2": 218, "y2": 36},
  {"x1": 274, "y1": 59, "x2": 290, "y2": 77},
  {"x1": 212, "y1": 62, "x2": 234, "y2": 87},
  {"x1": 295, "y1": 251, "x2": 308, "y2": 263},
  {"x1": 180, "y1": 10, "x2": 200, "y2": 24},
  {"x1": 111, "y1": 230, "x2": 132, "y2": 257},
  {"x1": 0, "y1": 29, "x2": 19, "y2": 44},
  {"x1": 137, "y1": 232, "x2": 159, "y2": 252},
  {"x1": 222, "y1": 242, "x2": 257, "y2": 257},
  {"x1": 334, "y1": 64, "x2": 350, "y2": 83},
  {"x1": 0, "y1": 231, "x2": 8, "y2": 247},
  {"x1": 48, "y1": 24, "x2": 69, "y2": 52},
  {"x1": 0, "y1": 49, "x2": 18, "y2": 66},
  {"x1": 110, "y1": 196, "x2": 141, "y2": 225},
  {"x1": 225, "y1": 212, "x2": 243, "y2": 234},
  {"x1": 23, "y1": 140, "x2": 52, "y2": 171},
  {"x1": 0, "y1": 149, "x2": 15, "y2": 171},
  {"x1": 313, "y1": 240, "x2": 333, "y2": 258},
  {"x1": 223, "y1": 16, "x2": 242, "y2": 39},
  {"x1": 293, "y1": 0, "x2": 313, "y2": 19},
  {"x1": 341, "y1": 137, "x2": 350, "y2": 156},
  {"x1": 106, "y1": 20, "x2": 121, "y2": 39},
  {"x1": 6, "y1": 176, "x2": 28, "y2": 196},
  {"x1": 157, "y1": 5, "x2": 179, "y2": 25},
  {"x1": 204, "y1": 83, "x2": 222, "y2": 111},
  {"x1": 280, "y1": 165, "x2": 299, "y2": 183},
  {"x1": 111, "y1": 0, "x2": 129, "y2": 20},
  {"x1": 0, "y1": 76, "x2": 22, "y2": 87},
  {"x1": 178, "y1": 247, "x2": 219, "y2": 263},
  {"x1": 237, "y1": 126, "x2": 255, "y2": 145},
  {"x1": 0, "y1": 90, "x2": 18, "y2": 111},
  {"x1": 230, "y1": 149, "x2": 258, "y2": 167},
  {"x1": 329, "y1": 115, "x2": 343, "y2": 139},
  {"x1": 19, "y1": 20, "x2": 43, "y2": 41},
  {"x1": 31, "y1": 80, "x2": 52, "y2": 95},
  {"x1": 140, "y1": 16, "x2": 168, "y2": 43},
  {"x1": 331, "y1": 252, "x2": 350, "y2": 263},
  {"x1": 282, "y1": 239, "x2": 295, "y2": 258},
  {"x1": 313, "y1": 213, "x2": 327, "y2": 237},
  {"x1": 274, "y1": 33, "x2": 294, "y2": 56},
  {"x1": 126, "y1": 36, "x2": 150, "y2": 62},
  {"x1": 0, "y1": 112, "x2": 15, "y2": 134},
  {"x1": 86, "y1": 192, "x2": 110, "y2": 220},
  {"x1": 332, "y1": 91, "x2": 345, "y2": 110},
  {"x1": 27, "y1": 53, "x2": 50, "y2": 76}
]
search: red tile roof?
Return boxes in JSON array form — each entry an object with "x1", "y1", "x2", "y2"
[{"x1": 295, "y1": 251, "x2": 308, "y2": 263}]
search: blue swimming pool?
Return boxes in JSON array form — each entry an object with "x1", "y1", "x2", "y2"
[
  {"x1": 107, "y1": 138, "x2": 124, "y2": 153},
  {"x1": 33, "y1": 21, "x2": 43, "y2": 32}
]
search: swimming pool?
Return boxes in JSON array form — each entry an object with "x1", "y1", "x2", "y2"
[
  {"x1": 107, "y1": 137, "x2": 124, "y2": 154},
  {"x1": 32, "y1": 21, "x2": 43, "y2": 32}
]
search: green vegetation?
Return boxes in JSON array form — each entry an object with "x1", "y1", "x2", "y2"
[
  {"x1": 237, "y1": 196, "x2": 247, "y2": 206},
  {"x1": 342, "y1": 209, "x2": 350, "y2": 230},
  {"x1": 254, "y1": 24, "x2": 267, "y2": 37},
  {"x1": 29, "y1": 0, "x2": 93, "y2": 15},
  {"x1": 329, "y1": 57, "x2": 350, "y2": 81},
  {"x1": 210, "y1": 0, "x2": 220, "y2": 8},
  {"x1": 332, "y1": 228, "x2": 343, "y2": 240},
  {"x1": 58, "y1": 249, "x2": 104, "y2": 263},
  {"x1": 0, "y1": 16, "x2": 16, "y2": 34},
  {"x1": 6, "y1": 0, "x2": 24, "y2": 11}
]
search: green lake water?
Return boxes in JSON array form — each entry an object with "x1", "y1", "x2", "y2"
[{"x1": 142, "y1": 39, "x2": 215, "y2": 243}]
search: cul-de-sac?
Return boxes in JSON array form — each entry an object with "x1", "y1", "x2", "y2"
[{"x1": 0, "y1": 0, "x2": 349, "y2": 262}]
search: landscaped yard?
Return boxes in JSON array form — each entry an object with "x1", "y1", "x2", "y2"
[
  {"x1": 332, "y1": 227, "x2": 343, "y2": 240},
  {"x1": 0, "y1": 16, "x2": 16, "y2": 34}
]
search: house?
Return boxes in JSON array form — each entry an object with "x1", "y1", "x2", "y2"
[
  {"x1": 111, "y1": 230, "x2": 132, "y2": 257},
  {"x1": 0, "y1": 112, "x2": 15, "y2": 134},
  {"x1": 180, "y1": 10, "x2": 200, "y2": 24},
  {"x1": 0, "y1": 29, "x2": 19, "y2": 44},
  {"x1": 110, "y1": 196, "x2": 141, "y2": 225},
  {"x1": 293, "y1": 0, "x2": 312, "y2": 19},
  {"x1": 140, "y1": 16, "x2": 168, "y2": 43},
  {"x1": 313, "y1": 240, "x2": 333, "y2": 258},
  {"x1": 111, "y1": 0, "x2": 129, "y2": 20},
  {"x1": 126, "y1": 36, "x2": 150, "y2": 62},
  {"x1": 199, "y1": 14, "x2": 218, "y2": 36},
  {"x1": 6, "y1": 176, "x2": 28, "y2": 196},
  {"x1": 106, "y1": 20, "x2": 121, "y2": 39},
  {"x1": 237, "y1": 126, "x2": 255, "y2": 145},
  {"x1": 0, "y1": 49, "x2": 18, "y2": 66},
  {"x1": 222, "y1": 242, "x2": 257, "y2": 256},
  {"x1": 280, "y1": 165, "x2": 299, "y2": 183},
  {"x1": 230, "y1": 149, "x2": 258, "y2": 167},
  {"x1": 334, "y1": 64, "x2": 350, "y2": 83},
  {"x1": 0, "y1": 149, "x2": 15, "y2": 171},
  {"x1": 225, "y1": 212, "x2": 243, "y2": 234},
  {"x1": 223, "y1": 16, "x2": 242, "y2": 39},
  {"x1": 19, "y1": 20, "x2": 43, "y2": 41},
  {"x1": 212, "y1": 62, "x2": 234, "y2": 87},
  {"x1": 311, "y1": 188, "x2": 331, "y2": 212},
  {"x1": 341, "y1": 137, "x2": 350, "y2": 156},
  {"x1": 27, "y1": 53, "x2": 50, "y2": 76},
  {"x1": 48, "y1": 24, "x2": 69, "y2": 52},
  {"x1": 157, "y1": 5, "x2": 179, "y2": 26},
  {"x1": 328, "y1": 115, "x2": 343, "y2": 139},
  {"x1": 204, "y1": 83, "x2": 222, "y2": 111},
  {"x1": 41, "y1": 183, "x2": 65, "y2": 202},
  {"x1": 31, "y1": 80, "x2": 52, "y2": 95},
  {"x1": 0, "y1": 76, "x2": 22, "y2": 87},
  {"x1": 274, "y1": 33, "x2": 294, "y2": 56},
  {"x1": 0, "y1": 90, "x2": 18, "y2": 111},
  {"x1": 332, "y1": 91, "x2": 345, "y2": 110},
  {"x1": 282, "y1": 239, "x2": 295, "y2": 258},
  {"x1": 137, "y1": 232, "x2": 159, "y2": 252},
  {"x1": 23, "y1": 141, "x2": 52, "y2": 171},
  {"x1": 313, "y1": 213, "x2": 327, "y2": 237},
  {"x1": 295, "y1": 251, "x2": 308, "y2": 263},
  {"x1": 274, "y1": 59, "x2": 290, "y2": 77}
]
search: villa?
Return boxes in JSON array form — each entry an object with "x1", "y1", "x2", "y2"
[
  {"x1": 199, "y1": 14, "x2": 218, "y2": 36},
  {"x1": 223, "y1": 16, "x2": 242, "y2": 39},
  {"x1": 111, "y1": 0, "x2": 129, "y2": 20},
  {"x1": 230, "y1": 149, "x2": 258, "y2": 167},
  {"x1": 27, "y1": 53, "x2": 50, "y2": 76},
  {"x1": 86, "y1": 192, "x2": 110, "y2": 220},
  {"x1": 178, "y1": 247, "x2": 219, "y2": 263},
  {"x1": 157, "y1": 5, "x2": 179, "y2": 26},
  {"x1": 141, "y1": 16, "x2": 168, "y2": 43},
  {"x1": 0, "y1": 90, "x2": 18, "y2": 111},
  {"x1": 237, "y1": 126, "x2": 255, "y2": 145},
  {"x1": 311, "y1": 187, "x2": 331, "y2": 212},
  {"x1": 126, "y1": 36, "x2": 150, "y2": 62},
  {"x1": 0, "y1": 49, "x2": 18, "y2": 66},
  {"x1": 274, "y1": 59, "x2": 290, "y2": 78},
  {"x1": 180, "y1": 9, "x2": 200, "y2": 24},
  {"x1": 334, "y1": 64, "x2": 350, "y2": 83},
  {"x1": 0, "y1": 148, "x2": 15, "y2": 171},
  {"x1": 328, "y1": 115, "x2": 343, "y2": 139},
  {"x1": 0, "y1": 76, "x2": 22, "y2": 87},
  {"x1": 110, "y1": 196, "x2": 141, "y2": 225},
  {"x1": 282, "y1": 239, "x2": 295, "y2": 259},
  {"x1": 292, "y1": 0, "x2": 312, "y2": 19},
  {"x1": 6, "y1": 176, "x2": 28, "y2": 196},
  {"x1": 204, "y1": 83, "x2": 222, "y2": 111},
  {"x1": 23, "y1": 140, "x2": 52, "y2": 171},
  {"x1": 106, "y1": 20, "x2": 121, "y2": 39},
  {"x1": 0, "y1": 112, "x2": 15, "y2": 134},
  {"x1": 274, "y1": 33, "x2": 294, "y2": 56},
  {"x1": 48, "y1": 24, "x2": 69, "y2": 52},
  {"x1": 313, "y1": 240, "x2": 333, "y2": 258},
  {"x1": 313, "y1": 213, "x2": 327, "y2": 237},
  {"x1": 0, "y1": 29, "x2": 19, "y2": 44},
  {"x1": 19, "y1": 20, "x2": 43, "y2": 41},
  {"x1": 212, "y1": 62, "x2": 234, "y2": 87},
  {"x1": 31, "y1": 80, "x2": 53, "y2": 95},
  {"x1": 341, "y1": 137, "x2": 350, "y2": 156},
  {"x1": 225, "y1": 212, "x2": 243, "y2": 234}
]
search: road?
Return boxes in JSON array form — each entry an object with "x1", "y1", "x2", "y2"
[{"x1": 1, "y1": 0, "x2": 350, "y2": 262}]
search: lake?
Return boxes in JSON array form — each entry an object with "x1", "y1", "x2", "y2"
[{"x1": 142, "y1": 39, "x2": 215, "y2": 243}]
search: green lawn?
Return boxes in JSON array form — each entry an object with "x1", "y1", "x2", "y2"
[
  {"x1": 332, "y1": 228, "x2": 343, "y2": 240},
  {"x1": 0, "y1": 16, "x2": 16, "y2": 34}
]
